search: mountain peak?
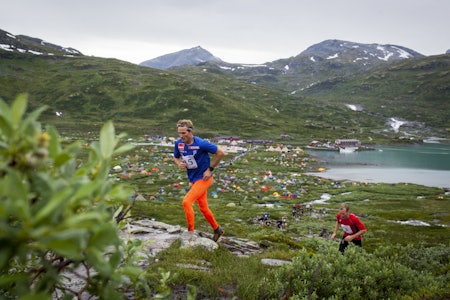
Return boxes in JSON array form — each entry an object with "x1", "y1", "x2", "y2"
[
  {"x1": 139, "y1": 46, "x2": 222, "y2": 69},
  {"x1": 299, "y1": 39, "x2": 423, "y2": 62}
]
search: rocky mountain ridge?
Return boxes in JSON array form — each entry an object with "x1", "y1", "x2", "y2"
[
  {"x1": 139, "y1": 46, "x2": 221, "y2": 69},
  {"x1": 0, "y1": 29, "x2": 82, "y2": 56},
  {"x1": 299, "y1": 39, "x2": 423, "y2": 62},
  {"x1": 136, "y1": 39, "x2": 428, "y2": 92},
  {"x1": 139, "y1": 39, "x2": 424, "y2": 71},
  {"x1": 0, "y1": 28, "x2": 427, "y2": 70}
]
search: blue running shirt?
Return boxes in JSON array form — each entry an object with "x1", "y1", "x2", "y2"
[{"x1": 174, "y1": 136, "x2": 218, "y2": 183}]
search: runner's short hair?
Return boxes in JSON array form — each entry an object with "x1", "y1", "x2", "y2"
[{"x1": 177, "y1": 119, "x2": 194, "y2": 131}]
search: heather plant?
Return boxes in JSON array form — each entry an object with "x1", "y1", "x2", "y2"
[
  {"x1": 257, "y1": 245, "x2": 442, "y2": 299},
  {"x1": 0, "y1": 95, "x2": 164, "y2": 299}
]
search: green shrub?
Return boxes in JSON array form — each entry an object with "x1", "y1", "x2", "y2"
[
  {"x1": 257, "y1": 245, "x2": 440, "y2": 299},
  {"x1": 0, "y1": 95, "x2": 153, "y2": 299}
]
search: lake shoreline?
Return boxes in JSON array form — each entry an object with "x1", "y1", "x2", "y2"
[
  {"x1": 305, "y1": 143, "x2": 450, "y2": 189},
  {"x1": 305, "y1": 167, "x2": 450, "y2": 189}
]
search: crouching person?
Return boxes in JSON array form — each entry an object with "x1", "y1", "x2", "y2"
[{"x1": 331, "y1": 203, "x2": 367, "y2": 253}]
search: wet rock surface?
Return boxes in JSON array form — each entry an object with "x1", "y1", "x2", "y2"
[
  {"x1": 122, "y1": 219, "x2": 264, "y2": 259},
  {"x1": 58, "y1": 219, "x2": 274, "y2": 299}
]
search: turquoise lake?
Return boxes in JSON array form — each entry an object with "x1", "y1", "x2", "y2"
[{"x1": 306, "y1": 143, "x2": 450, "y2": 189}]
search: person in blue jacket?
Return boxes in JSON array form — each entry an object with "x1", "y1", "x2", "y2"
[{"x1": 173, "y1": 119, "x2": 225, "y2": 241}]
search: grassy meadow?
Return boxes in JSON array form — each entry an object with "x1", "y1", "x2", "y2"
[{"x1": 109, "y1": 137, "x2": 449, "y2": 298}]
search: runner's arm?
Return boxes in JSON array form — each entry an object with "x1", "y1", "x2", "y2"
[{"x1": 331, "y1": 220, "x2": 340, "y2": 240}]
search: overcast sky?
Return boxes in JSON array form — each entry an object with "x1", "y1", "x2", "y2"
[{"x1": 2, "y1": 0, "x2": 449, "y2": 64}]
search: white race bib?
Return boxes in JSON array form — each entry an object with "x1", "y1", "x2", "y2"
[
  {"x1": 341, "y1": 224, "x2": 353, "y2": 234},
  {"x1": 182, "y1": 155, "x2": 198, "y2": 169}
]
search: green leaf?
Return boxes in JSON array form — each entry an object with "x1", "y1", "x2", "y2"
[
  {"x1": 0, "y1": 247, "x2": 13, "y2": 270},
  {"x1": 46, "y1": 126, "x2": 61, "y2": 158},
  {"x1": 53, "y1": 152, "x2": 72, "y2": 168},
  {"x1": 18, "y1": 293, "x2": 50, "y2": 300},
  {"x1": 63, "y1": 211, "x2": 107, "y2": 228},
  {"x1": 33, "y1": 188, "x2": 71, "y2": 224},
  {"x1": 86, "y1": 247, "x2": 112, "y2": 276},
  {"x1": 187, "y1": 284, "x2": 197, "y2": 300},
  {"x1": 0, "y1": 98, "x2": 10, "y2": 116},
  {"x1": 100, "y1": 121, "x2": 115, "y2": 159},
  {"x1": 0, "y1": 118, "x2": 11, "y2": 136},
  {"x1": 3, "y1": 169, "x2": 28, "y2": 202},
  {"x1": 1, "y1": 169, "x2": 30, "y2": 220},
  {"x1": 109, "y1": 249, "x2": 123, "y2": 269},
  {"x1": 88, "y1": 224, "x2": 120, "y2": 250},
  {"x1": 113, "y1": 143, "x2": 135, "y2": 156},
  {"x1": 72, "y1": 178, "x2": 102, "y2": 200},
  {"x1": 18, "y1": 105, "x2": 47, "y2": 134},
  {"x1": 0, "y1": 273, "x2": 29, "y2": 288},
  {"x1": 35, "y1": 229, "x2": 87, "y2": 259},
  {"x1": 11, "y1": 94, "x2": 28, "y2": 127},
  {"x1": 0, "y1": 100, "x2": 13, "y2": 138}
]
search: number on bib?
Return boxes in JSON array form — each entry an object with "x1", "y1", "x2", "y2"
[{"x1": 182, "y1": 155, "x2": 198, "y2": 169}]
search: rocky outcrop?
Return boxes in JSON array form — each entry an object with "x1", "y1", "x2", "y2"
[
  {"x1": 122, "y1": 219, "x2": 264, "y2": 263},
  {"x1": 57, "y1": 219, "x2": 271, "y2": 298},
  {"x1": 56, "y1": 218, "x2": 277, "y2": 299}
]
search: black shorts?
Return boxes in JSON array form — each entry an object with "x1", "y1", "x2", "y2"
[{"x1": 339, "y1": 238, "x2": 362, "y2": 253}]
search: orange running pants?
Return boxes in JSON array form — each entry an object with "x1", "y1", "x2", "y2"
[{"x1": 182, "y1": 177, "x2": 219, "y2": 232}]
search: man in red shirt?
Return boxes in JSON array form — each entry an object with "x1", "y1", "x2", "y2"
[{"x1": 331, "y1": 203, "x2": 367, "y2": 253}]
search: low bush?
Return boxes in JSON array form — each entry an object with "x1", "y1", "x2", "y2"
[{"x1": 257, "y1": 245, "x2": 443, "y2": 299}]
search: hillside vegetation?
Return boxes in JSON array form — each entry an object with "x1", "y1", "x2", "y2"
[
  {"x1": 300, "y1": 54, "x2": 450, "y2": 134},
  {"x1": 179, "y1": 54, "x2": 450, "y2": 138},
  {"x1": 0, "y1": 49, "x2": 449, "y2": 143},
  {"x1": 0, "y1": 52, "x2": 314, "y2": 140}
]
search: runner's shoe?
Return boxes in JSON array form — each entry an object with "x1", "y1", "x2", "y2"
[{"x1": 213, "y1": 226, "x2": 224, "y2": 242}]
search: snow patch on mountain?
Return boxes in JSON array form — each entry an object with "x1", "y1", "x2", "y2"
[
  {"x1": 300, "y1": 39, "x2": 422, "y2": 63},
  {"x1": 388, "y1": 117, "x2": 407, "y2": 132},
  {"x1": 0, "y1": 29, "x2": 82, "y2": 56},
  {"x1": 344, "y1": 104, "x2": 363, "y2": 111},
  {"x1": 327, "y1": 53, "x2": 339, "y2": 59}
]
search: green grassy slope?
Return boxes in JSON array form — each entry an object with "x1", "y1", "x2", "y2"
[
  {"x1": 299, "y1": 54, "x2": 450, "y2": 135},
  {"x1": 1, "y1": 51, "x2": 448, "y2": 142}
]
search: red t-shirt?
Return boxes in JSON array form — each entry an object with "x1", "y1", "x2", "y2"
[{"x1": 336, "y1": 213, "x2": 366, "y2": 240}]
